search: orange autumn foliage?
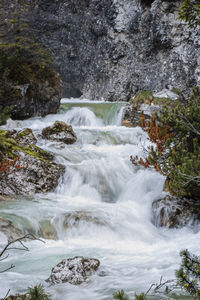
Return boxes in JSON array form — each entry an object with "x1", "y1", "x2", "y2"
[
  {"x1": 0, "y1": 157, "x2": 24, "y2": 174},
  {"x1": 131, "y1": 113, "x2": 173, "y2": 170}
]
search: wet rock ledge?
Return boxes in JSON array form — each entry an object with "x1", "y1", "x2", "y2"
[{"x1": 152, "y1": 195, "x2": 200, "y2": 229}]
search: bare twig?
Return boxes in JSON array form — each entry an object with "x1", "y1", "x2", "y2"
[
  {"x1": 180, "y1": 114, "x2": 200, "y2": 137},
  {"x1": 0, "y1": 233, "x2": 45, "y2": 274},
  {"x1": 145, "y1": 276, "x2": 176, "y2": 296},
  {"x1": 145, "y1": 283, "x2": 155, "y2": 296},
  {"x1": 0, "y1": 254, "x2": 9, "y2": 261},
  {"x1": 0, "y1": 264, "x2": 15, "y2": 273},
  {"x1": 0, "y1": 233, "x2": 44, "y2": 259},
  {"x1": 3, "y1": 289, "x2": 10, "y2": 300}
]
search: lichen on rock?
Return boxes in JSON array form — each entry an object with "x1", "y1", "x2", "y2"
[{"x1": 46, "y1": 256, "x2": 100, "y2": 285}]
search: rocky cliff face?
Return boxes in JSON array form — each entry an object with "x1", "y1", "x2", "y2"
[
  {"x1": 30, "y1": 0, "x2": 200, "y2": 101},
  {"x1": 1, "y1": 0, "x2": 200, "y2": 102}
]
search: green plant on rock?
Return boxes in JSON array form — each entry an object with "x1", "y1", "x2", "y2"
[
  {"x1": 130, "y1": 91, "x2": 153, "y2": 110},
  {"x1": 178, "y1": 0, "x2": 200, "y2": 28},
  {"x1": 0, "y1": 42, "x2": 53, "y2": 105},
  {"x1": 176, "y1": 249, "x2": 200, "y2": 299},
  {"x1": 27, "y1": 285, "x2": 50, "y2": 300},
  {"x1": 134, "y1": 293, "x2": 147, "y2": 300},
  {"x1": 113, "y1": 290, "x2": 147, "y2": 300},
  {"x1": 113, "y1": 290, "x2": 130, "y2": 300}
]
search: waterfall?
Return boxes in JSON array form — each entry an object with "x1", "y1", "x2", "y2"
[{"x1": 0, "y1": 99, "x2": 199, "y2": 299}]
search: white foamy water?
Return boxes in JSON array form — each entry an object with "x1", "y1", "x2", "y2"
[{"x1": 0, "y1": 100, "x2": 198, "y2": 299}]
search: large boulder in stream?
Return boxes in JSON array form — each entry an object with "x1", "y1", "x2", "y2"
[
  {"x1": 42, "y1": 121, "x2": 77, "y2": 144},
  {"x1": 0, "y1": 129, "x2": 65, "y2": 195},
  {"x1": 152, "y1": 195, "x2": 200, "y2": 229},
  {"x1": 46, "y1": 256, "x2": 100, "y2": 285}
]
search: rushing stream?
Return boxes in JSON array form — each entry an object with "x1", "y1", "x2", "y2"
[{"x1": 0, "y1": 99, "x2": 199, "y2": 299}]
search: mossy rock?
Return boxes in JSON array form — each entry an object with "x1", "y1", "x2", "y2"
[
  {"x1": 0, "y1": 129, "x2": 65, "y2": 195},
  {"x1": 130, "y1": 90, "x2": 181, "y2": 111},
  {"x1": 15, "y1": 128, "x2": 37, "y2": 146},
  {"x1": 42, "y1": 121, "x2": 70, "y2": 135},
  {"x1": 0, "y1": 129, "x2": 52, "y2": 162},
  {"x1": 42, "y1": 121, "x2": 77, "y2": 144}
]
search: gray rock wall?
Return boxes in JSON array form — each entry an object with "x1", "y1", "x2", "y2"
[{"x1": 3, "y1": 0, "x2": 200, "y2": 101}]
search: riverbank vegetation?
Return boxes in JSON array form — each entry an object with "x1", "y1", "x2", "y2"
[{"x1": 131, "y1": 87, "x2": 200, "y2": 199}]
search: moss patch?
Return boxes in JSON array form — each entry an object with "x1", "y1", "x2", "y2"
[
  {"x1": 42, "y1": 121, "x2": 73, "y2": 137},
  {"x1": 16, "y1": 128, "x2": 32, "y2": 138},
  {"x1": 0, "y1": 130, "x2": 52, "y2": 162},
  {"x1": 130, "y1": 90, "x2": 181, "y2": 111}
]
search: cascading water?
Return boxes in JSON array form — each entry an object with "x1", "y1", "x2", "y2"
[{"x1": 0, "y1": 99, "x2": 199, "y2": 299}]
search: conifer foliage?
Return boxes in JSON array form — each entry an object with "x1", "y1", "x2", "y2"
[
  {"x1": 178, "y1": 0, "x2": 200, "y2": 28},
  {"x1": 113, "y1": 290, "x2": 130, "y2": 300},
  {"x1": 176, "y1": 249, "x2": 200, "y2": 299}
]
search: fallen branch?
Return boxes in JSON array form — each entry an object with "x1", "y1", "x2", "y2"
[
  {"x1": 0, "y1": 233, "x2": 45, "y2": 273},
  {"x1": 145, "y1": 276, "x2": 176, "y2": 296},
  {"x1": 3, "y1": 289, "x2": 10, "y2": 300}
]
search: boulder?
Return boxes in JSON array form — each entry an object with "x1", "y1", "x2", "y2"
[
  {"x1": 42, "y1": 121, "x2": 77, "y2": 144},
  {"x1": 13, "y1": 72, "x2": 61, "y2": 120},
  {"x1": 0, "y1": 217, "x2": 23, "y2": 241},
  {"x1": 152, "y1": 195, "x2": 200, "y2": 229},
  {"x1": 0, "y1": 151, "x2": 65, "y2": 195},
  {"x1": 46, "y1": 256, "x2": 100, "y2": 285},
  {"x1": 153, "y1": 89, "x2": 179, "y2": 100},
  {"x1": 0, "y1": 129, "x2": 65, "y2": 196}
]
